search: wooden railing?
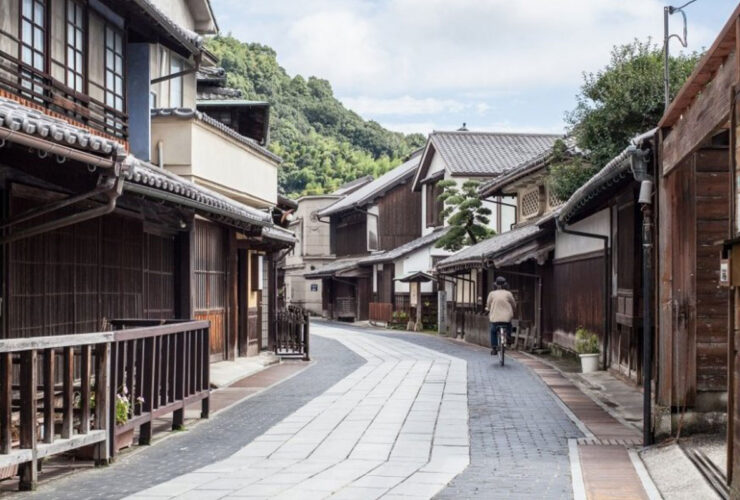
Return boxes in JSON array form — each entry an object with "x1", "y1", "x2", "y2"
[
  {"x1": 0, "y1": 320, "x2": 209, "y2": 491},
  {"x1": 0, "y1": 47, "x2": 128, "y2": 139},
  {"x1": 369, "y1": 302, "x2": 393, "y2": 323},
  {"x1": 275, "y1": 306, "x2": 309, "y2": 360}
]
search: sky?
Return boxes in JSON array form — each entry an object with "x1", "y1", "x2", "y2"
[{"x1": 211, "y1": 0, "x2": 736, "y2": 137}]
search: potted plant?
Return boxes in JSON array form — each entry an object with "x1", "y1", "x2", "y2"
[
  {"x1": 575, "y1": 328, "x2": 600, "y2": 373},
  {"x1": 114, "y1": 386, "x2": 144, "y2": 452}
]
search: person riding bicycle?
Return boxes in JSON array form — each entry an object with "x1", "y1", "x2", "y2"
[{"x1": 485, "y1": 276, "x2": 516, "y2": 356}]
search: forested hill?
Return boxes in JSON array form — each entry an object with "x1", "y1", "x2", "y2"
[{"x1": 205, "y1": 36, "x2": 426, "y2": 198}]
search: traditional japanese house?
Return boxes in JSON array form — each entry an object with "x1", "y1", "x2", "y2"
[
  {"x1": 0, "y1": 0, "x2": 295, "y2": 489},
  {"x1": 305, "y1": 150, "x2": 423, "y2": 321},
  {"x1": 412, "y1": 130, "x2": 561, "y2": 317},
  {"x1": 150, "y1": 53, "x2": 294, "y2": 359},
  {"x1": 282, "y1": 177, "x2": 373, "y2": 316},
  {"x1": 651, "y1": 4, "x2": 739, "y2": 491},
  {"x1": 555, "y1": 132, "x2": 656, "y2": 383}
]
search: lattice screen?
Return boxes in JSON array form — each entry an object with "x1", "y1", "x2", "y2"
[
  {"x1": 520, "y1": 188, "x2": 541, "y2": 219},
  {"x1": 548, "y1": 187, "x2": 565, "y2": 208}
]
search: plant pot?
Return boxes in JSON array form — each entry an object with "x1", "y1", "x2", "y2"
[
  {"x1": 114, "y1": 428, "x2": 135, "y2": 452},
  {"x1": 579, "y1": 353, "x2": 600, "y2": 373}
]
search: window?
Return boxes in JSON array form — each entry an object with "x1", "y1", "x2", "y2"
[
  {"x1": 104, "y1": 24, "x2": 124, "y2": 124},
  {"x1": 426, "y1": 181, "x2": 444, "y2": 227},
  {"x1": 169, "y1": 56, "x2": 183, "y2": 107},
  {"x1": 20, "y1": 0, "x2": 47, "y2": 98},
  {"x1": 65, "y1": 0, "x2": 84, "y2": 92},
  {"x1": 367, "y1": 213, "x2": 378, "y2": 251}
]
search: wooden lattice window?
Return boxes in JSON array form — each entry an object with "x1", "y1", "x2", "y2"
[
  {"x1": 20, "y1": 0, "x2": 47, "y2": 99},
  {"x1": 520, "y1": 188, "x2": 540, "y2": 219},
  {"x1": 65, "y1": 0, "x2": 85, "y2": 92},
  {"x1": 548, "y1": 186, "x2": 565, "y2": 209},
  {"x1": 104, "y1": 23, "x2": 124, "y2": 126}
]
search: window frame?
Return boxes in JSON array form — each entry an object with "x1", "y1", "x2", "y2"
[
  {"x1": 426, "y1": 180, "x2": 444, "y2": 228},
  {"x1": 103, "y1": 21, "x2": 125, "y2": 128},
  {"x1": 64, "y1": 0, "x2": 86, "y2": 93},
  {"x1": 19, "y1": 0, "x2": 48, "y2": 98},
  {"x1": 169, "y1": 53, "x2": 183, "y2": 107}
]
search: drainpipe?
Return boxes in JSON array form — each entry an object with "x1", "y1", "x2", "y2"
[
  {"x1": 556, "y1": 219, "x2": 610, "y2": 369},
  {"x1": 639, "y1": 180, "x2": 655, "y2": 446},
  {"x1": 0, "y1": 175, "x2": 124, "y2": 245},
  {"x1": 157, "y1": 140, "x2": 164, "y2": 169}
]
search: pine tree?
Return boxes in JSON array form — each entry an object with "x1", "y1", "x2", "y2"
[{"x1": 435, "y1": 180, "x2": 494, "y2": 251}]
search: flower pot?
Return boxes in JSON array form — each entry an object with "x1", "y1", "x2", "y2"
[
  {"x1": 579, "y1": 353, "x2": 600, "y2": 373},
  {"x1": 114, "y1": 428, "x2": 135, "y2": 452}
]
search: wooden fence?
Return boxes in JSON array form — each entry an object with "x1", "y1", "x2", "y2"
[
  {"x1": 0, "y1": 320, "x2": 210, "y2": 491},
  {"x1": 275, "y1": 306, "x2": 310, "y2": 360},
  {"x1": 369, "y1": 302, "x2": 393, "y2": 323}
]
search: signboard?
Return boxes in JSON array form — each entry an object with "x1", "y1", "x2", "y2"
[{"x1": 310, "y1": 283, "x2": 319, "y2": 292}]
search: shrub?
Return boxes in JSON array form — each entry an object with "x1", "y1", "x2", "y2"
[{"x1": 574, "y1": 328, "x2": 600, "y2": 354}]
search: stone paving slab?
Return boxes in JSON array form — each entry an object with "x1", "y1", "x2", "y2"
[{"x1": 128, "y1": 325, "x2": 470, "y2": 500}]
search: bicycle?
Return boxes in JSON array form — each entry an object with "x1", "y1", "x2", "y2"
[{"x1": 497, "y1": 324, "x2": 507, "y2": 366}]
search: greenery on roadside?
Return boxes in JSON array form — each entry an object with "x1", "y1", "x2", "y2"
[
  {"x1": 205, "y1": 36, "x2": 426, "y2": 197},
  {"x1": 548, "y1": 39, "x2": 700, "y2": 199},
  {"x1": 435, "y1": 180, "x2": 494, "y2": 251},
  {"x1": 574, "y1": 328, "x2": 600, "y2": 355}
]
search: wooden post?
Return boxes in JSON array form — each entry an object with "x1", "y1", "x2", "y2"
[
  {"x1": 303, "y1": 311, "x2": 310, "y2": 361},
  {"x1": 172, "y1": 332, "x2": 185, "y2": 429},
  {"x1": 268, "y1": 255, "x2": 277, "y2": 352},
  {"x1": 0, "y1": 352, "x2": 11, "y2": 454},
  {"x1": 61, "y1": 346, "x2": 74, "y2": 439},
  {"x1": 42, "y1": 349, "x2": 55, "y2": 443},
  {"x1": 80, "y1": 345, "x2": 91, "y2": 435},
  {"x1": 94, "y1": 343, "x2": 110, "y2": 465},
  {"x1": 201, "y1": 328, "x2": 210, "y2": 419},
  {"x1": 414, "y1": 282, "x2": 423, "y2": 331},
  {"x1": 227, "y1": 229, "x2": 238, "y2": 360},
  {"x1": 19, "y1": 349, "x2": 37, "y2": 491},
  {"x1": 142, "y1": 336, "x2": 157, "y2": 438}
]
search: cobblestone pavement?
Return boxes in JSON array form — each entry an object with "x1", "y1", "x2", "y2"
[
  {"x1": 129, "y1": 324, "x2": 470, "y2": 499},
  {"x1": 24, "y1": 335, "x2": 365, "y2": 500},
  {"x1": 330, "y1": 323, "x2": 584, "y2": 499}
]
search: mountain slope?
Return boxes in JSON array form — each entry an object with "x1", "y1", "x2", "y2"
[{"x1": 205, "y1": 36, "x2": 426, "y2": 197}]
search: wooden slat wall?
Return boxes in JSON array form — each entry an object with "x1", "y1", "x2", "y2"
[
  {"x1": 549, "y1": 255, "x2": 605, "y2": 338},
  {"x1": 144, "y1": 233, "x2": 176, "y2": 320},
  {"x1": 378, "y1": 183, "x2": 421, "y2": 251},
  {"x1": 694, "y1": 148, "x2": 730, "y2": 392},
  {"x1": 7, "y1": 191, "x2": 162, "y2": 338},
  {"x1": 193, "y1": 220, "x2": 226, "y2": 359},
  {"x1": 334, "y1": 212, "x2": 367, "y2": 257}
]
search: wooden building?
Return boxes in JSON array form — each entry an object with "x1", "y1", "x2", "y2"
[
  {"x1": 305, "y1": 150, "x2": 423, "y2": 321},
  {"x1": 652, "y1": 4, "x2": 739, "y2": 492},
  {"x1": 0, "y1": 0, "x2": 296, "y2": 489}
]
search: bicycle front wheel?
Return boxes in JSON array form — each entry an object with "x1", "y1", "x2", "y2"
[{"x1": 499, "y1": 329, "x2": 505, "y2": 366}]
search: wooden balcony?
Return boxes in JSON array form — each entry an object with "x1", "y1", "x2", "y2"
[
  {"x1": 0, "y1": 319, "x2": 209, "y2": 491},
  {"x1": 0, "y1": 48, "x2": 128, "y2": 141}
]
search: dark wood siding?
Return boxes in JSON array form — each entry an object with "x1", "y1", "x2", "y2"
[
  {"x1": 333, "y1": 212, "x2": 367, "y2": 257},
  {"x1": 6, "y1": 186, "x2": 178, "y2": 339},
  {"x1": 550, "y1": 255, "x2": 605, "y2": 337},
  {"x1": 378, "y1": 183, "x2": 421, "y2": 251},
  {"x1": 194, "y1": 220, "x2": 227, "y2": 360}
]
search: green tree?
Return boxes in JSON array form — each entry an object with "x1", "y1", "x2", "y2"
[
  {"x1": 435, "y1": 180, "x2": 494, "y2": 251},
  {"x1": 205, "y1": 36, "x2": 426, "y2": 198},
  {"x1": 549, "y1": 39, "x2": 700, "y2": 199}
]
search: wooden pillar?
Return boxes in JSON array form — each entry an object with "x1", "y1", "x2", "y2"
[
  {"x1": 94, "y1": 343, "x2": 110, "y2": 465},
  {"x1": 414, "y1": 281, "x2": 423, "y2": 332},
  {"x1": 19, "y1": 350, "x2": 37, "y2": 491},
  {"x1": 227, "y1": 229, "x2": 238, "y2": 360},
  {"x1": 268, "y1": 254, "x2": 277, "y2": 352}
]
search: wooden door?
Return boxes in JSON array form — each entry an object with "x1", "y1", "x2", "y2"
[{"x1": 194, "y1": 220, "x2": 227, "y2": 361}]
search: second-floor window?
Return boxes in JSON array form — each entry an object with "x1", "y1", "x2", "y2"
[
  {"x1": 169, "y1": 55, "x2": 183, "y2": 107},
  {"x1": 104, "y1": 23, "x2": 123, "y2": 121},
  {"x1": 20, "y1": 0, "x2": 47, "y2": 98},
  {"x1": 65, "y1": 0, "x2": 84, "y2": 92},
  {"x1": 426, "y1": 181, "x2": 444, "y2": 227}
]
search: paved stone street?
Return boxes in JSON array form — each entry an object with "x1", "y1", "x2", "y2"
[{"x1": 24, "y1": 322, "x2": 591, "y2": 499}]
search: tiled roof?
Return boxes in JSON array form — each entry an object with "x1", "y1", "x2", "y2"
[
  {"x1": 123, "y1": 155, "x2": 272, "y2": 227},
  {"x1": 304, "y1": 256, "x2": 366, "y2": 278},
  {"x1": 261, "y1": 224, "x2": 297, "y2": 245},
  {"x1": 0, "y1": 96, "x2": 126, "y2": 156},
  {"x1": 360, "y1": 228, "x2": 450, "y2": 265},
  {"x1": 151, "y1": 108, "x2": 281, "y2": 163},
  {"x1": 478, "y1": 137, "x2": 581, "y2": 198},
  {"x1": 318, "y1": 150, "x2": 423, "y2": 217},
  {"x1": 331, "y1": 175, "x2": 374, "y2": 195},
  {"x1": 131, "y1": 0, "x2": 203, "y2": 54},
  {"x1": 430, "y1": 131, "x2": 561, "y2": 177},
  {"x1": 558, "y1": 129, "x2": 655, "y2": 225},
  {"x1": 436, "y1": 224, "x2": 541, "y2": 271}
]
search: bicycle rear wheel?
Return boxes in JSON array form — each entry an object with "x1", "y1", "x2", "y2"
[{"x1": 498, "y1": 328, "x2": 505, "y2": 366}]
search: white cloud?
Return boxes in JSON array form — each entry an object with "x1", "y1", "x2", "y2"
[
  {"x1": 339, "y1": 95, "x2": 477, "y2": 115},
  {"x1": 217, "y1": 0, "x2": 719, "y2": 97}
]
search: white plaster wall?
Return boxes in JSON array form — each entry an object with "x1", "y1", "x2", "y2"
[
  {"x1": 393, "y1": 246, "x2": 435, "y2": 294},
  {"x1": 150, "y1": 0, "x2": 195, "y2": 29},
  {"x1": 554, "y1": 209, "x2": 611, "y2": 260}
]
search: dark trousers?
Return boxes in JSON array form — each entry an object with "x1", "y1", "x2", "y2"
[{"x1": 490, "y1": 322, "x2": 512, "y2": 349}]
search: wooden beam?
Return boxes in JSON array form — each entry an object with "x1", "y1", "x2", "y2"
[{"x1": 662, "y1": 54, "x2": 737, "y2": 175}]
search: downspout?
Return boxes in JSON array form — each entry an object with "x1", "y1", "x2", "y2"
[
  {"x1": 556, "y1": 218, "x2": 610, "y2": 369},
  {"x1": 157, "y1": 140, "x2": 164, "y2": 169}
]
